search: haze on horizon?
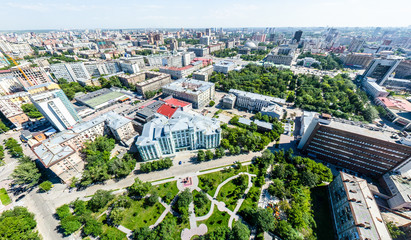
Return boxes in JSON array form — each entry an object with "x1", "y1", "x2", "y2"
[{"x1": 1, "y1": 0, "x2": 410, "y2": 30}]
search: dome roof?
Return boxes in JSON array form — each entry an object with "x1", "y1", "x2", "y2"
[{"x1": 244, "y1": 41, "x2": 257, "y2": 48}]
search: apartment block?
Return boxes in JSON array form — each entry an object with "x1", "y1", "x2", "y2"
[
  {"x1": 32, "y1": 111, "x2": 135, "y2": 182},
  {"x1": 50, "y1": 62, "x2": 91, "y2": 82},
  {"x1": 118, "y1": 71, "x2": 172, "y2": 96}
]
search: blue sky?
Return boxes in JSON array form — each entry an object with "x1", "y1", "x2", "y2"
[{"x1": 1, "y1": 0, "x2": 410, "y2": 30}]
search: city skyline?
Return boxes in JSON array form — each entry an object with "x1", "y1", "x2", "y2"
[{"x1": 1, "y1": 0, "x2": 410, "y2": 30}]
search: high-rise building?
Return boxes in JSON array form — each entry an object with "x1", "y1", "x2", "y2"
[
  {"x1": 298, "y1": 116, "x2": 411, "y2": 177},
  {"x1": 30, "y1": 89, "x2": 81, "y2": 131},
  {"x1": 136, "y1": 111, "x2": 221, "y2": 161},
  {"x1": 363, "y1": 57, "x2": 402, "y2": 85},
  {"x1": 293, "y1": 30, "x2": 303, "y2": 43},
  {"x1": 348, "y1": 37, "x2": 365, "y2": 52},
  {"x1": 50, "y1": 62, "x2": 91, "y2": 82},
  {"x1": 169, "y1": 38, "x2": 178, "y2": 51},
  {"x1": 200, "y1": 36, "x2": 210, "y2": 46},
  {"x1": 205, "y1": 28, "x2": 211, "y2": 36}
]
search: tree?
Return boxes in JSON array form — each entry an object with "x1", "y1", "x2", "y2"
[
  {"x1": 209, "y1": 101, "x2": 215, "y2": 107},
  {"x1": 0, "y1": 207, "x2": 40, "y2": 240},
  {"x1": 60, "y1": 215, "x2": 81, "y2": 235},
  {"x1": 205, "y1": 150, "x2": 214, "y2": 161},
  {"x1": 194, "y1": 191, "x2": 208, "y2": 209},
  {"x1": 83, "y1": 218, "x2": 103, "y2": 237},
  {"x1": 255, "y1": 208, "x2": 276, "y2": 232},
  {"x1": 229, "y1": 221, "x2": 250, "y2": 240},
  {"x1": 128, "y1": 178, "x2": 152, "y2": 198},
  {"x1": 11, "y1": 161, "x2": 41, "y2": 187},
  {"x1": 364, "y1": 105, "x2": 378, "y2": 122},
  {"x1": 39, "y1": 181, "x2": 53, "y2": 192},
  {"x1": 300, "y1": 171, "x2": 319, "y2": 188},
  {"x1": 87, "y1": 190, "x2": 114, "y2": 212},
  {"x1": 146, "y1": 192, "x2": 159, "y2": 206},
  {"x1": 175, "y1": 189, "x2": 193, "y2": 214},
  {"x1": 197, "y1": 150, "x2": 205, "y2": 162},
  {"x1": 221, "y1": 139, "x2": 230, "y2": 149},
  {"x1": 21, "y1": 104, "x2": 43, "y2": 118},
  {"x1": 386, "y1": 221, "x2": 405, "y2": 239},
  {"x1": 113, "y1": 195, "x2": 131, "y2": 209},
  {"x1": 133, "y1": 227, "x2": 153, "y2": 240},
  {"x1": 268, "y1": 179, "x2": 286, "y2": 199},
  {"x1": 109, "y1": 208, "x2": 124, "y2": 226},
  {"x1": 56, "y1": 204, "x2": 71, "y2": 220},
  {"x1": 0, "y1": 120, "x2": 9, "y2": 133}
]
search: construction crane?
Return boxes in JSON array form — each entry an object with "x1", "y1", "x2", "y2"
[{"x1": 1, "y1": 50, "x2": 34, "y2": 86}]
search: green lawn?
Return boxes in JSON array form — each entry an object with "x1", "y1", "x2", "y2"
[
  {"x1": 0, "y1": 188, "x2": 11, "y2": 205},
  {"x1": 198, "y1": 208, "x2": 230, "y2": 232},
  {"x1": 150, "y1": 181, "x2": 179, "y2": 203},
  {"x1": 198, "y1": 164, "x2": 257, "y2": 196},
  {"x1": 216, "y1": 181, "x2": 244, "y2": 211},
  {"x1": 101, "y1": 225, "x2": 127, "y2": 240},
  {"x1": 193, "y1": 190, "x2": 211, "y2": 217},
  {"x1": 311, "y1": 186, "x2": 335, "y2": 240},
  {"x1": 121, "y1": 199, "x2": 165, "y2": 230}
]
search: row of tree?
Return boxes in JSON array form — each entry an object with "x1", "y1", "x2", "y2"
[{"x1": 140, "y1": 158, "x2": 173, "y2": 173}]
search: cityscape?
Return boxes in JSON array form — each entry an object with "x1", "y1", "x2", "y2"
[{"x1": 0, "y1": 1, "x2": 411, "y2": 240}]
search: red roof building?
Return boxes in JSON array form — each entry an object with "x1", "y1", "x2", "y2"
[{"x1": 156, "y1": 104, "x2": 180, "y2": 118}]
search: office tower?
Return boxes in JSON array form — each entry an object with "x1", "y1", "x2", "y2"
[
  {"x1": 347, "y1": 37, "x2": 365, "y2": 52},
  {"x1": 205, "y1": 28, "x2": 211, "y2": 36},
  {"x1": 298, "y1": 116, "x2": 411, "y2": 177},
  {"x1": 30, "y1": 89, "x2": 81, "y2": 131},
  {"x1": 363, "y1": 57, "x2": 402, "y2": 85},
  {"x1": 293, "y1": 30, "x2": 303, "y2": 43},
  {"x1": 136, "y1": 111, "x2": 221, "y2": 161},
  {"x1": 50, "y1": 62, "x2": 91, "y2": 82},
  {"x1": 200, "y1": 36, "x2": 210, "y2": 45}
]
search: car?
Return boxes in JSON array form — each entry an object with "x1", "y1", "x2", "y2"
[{"x1": 179, "y1": 161, "x2": 182, "y2": 165}]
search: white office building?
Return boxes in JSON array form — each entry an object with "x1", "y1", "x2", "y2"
[
  {"x1": 136, "y1": 111, "x2": 221, "y2": 161},
  {"x1": 30, "y1": 89, "x2": 81, "y2": 131}
]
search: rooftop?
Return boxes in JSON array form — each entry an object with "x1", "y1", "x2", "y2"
[
  {"x1": 338, "y1": 172, "x2": 392, "y2": 240},
  {"x1": 163, "y1": 78, "x2": 214, "y2": 95},
  {"x1": 229, "y1": 89, "x2": 286, "y2": 105}
]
